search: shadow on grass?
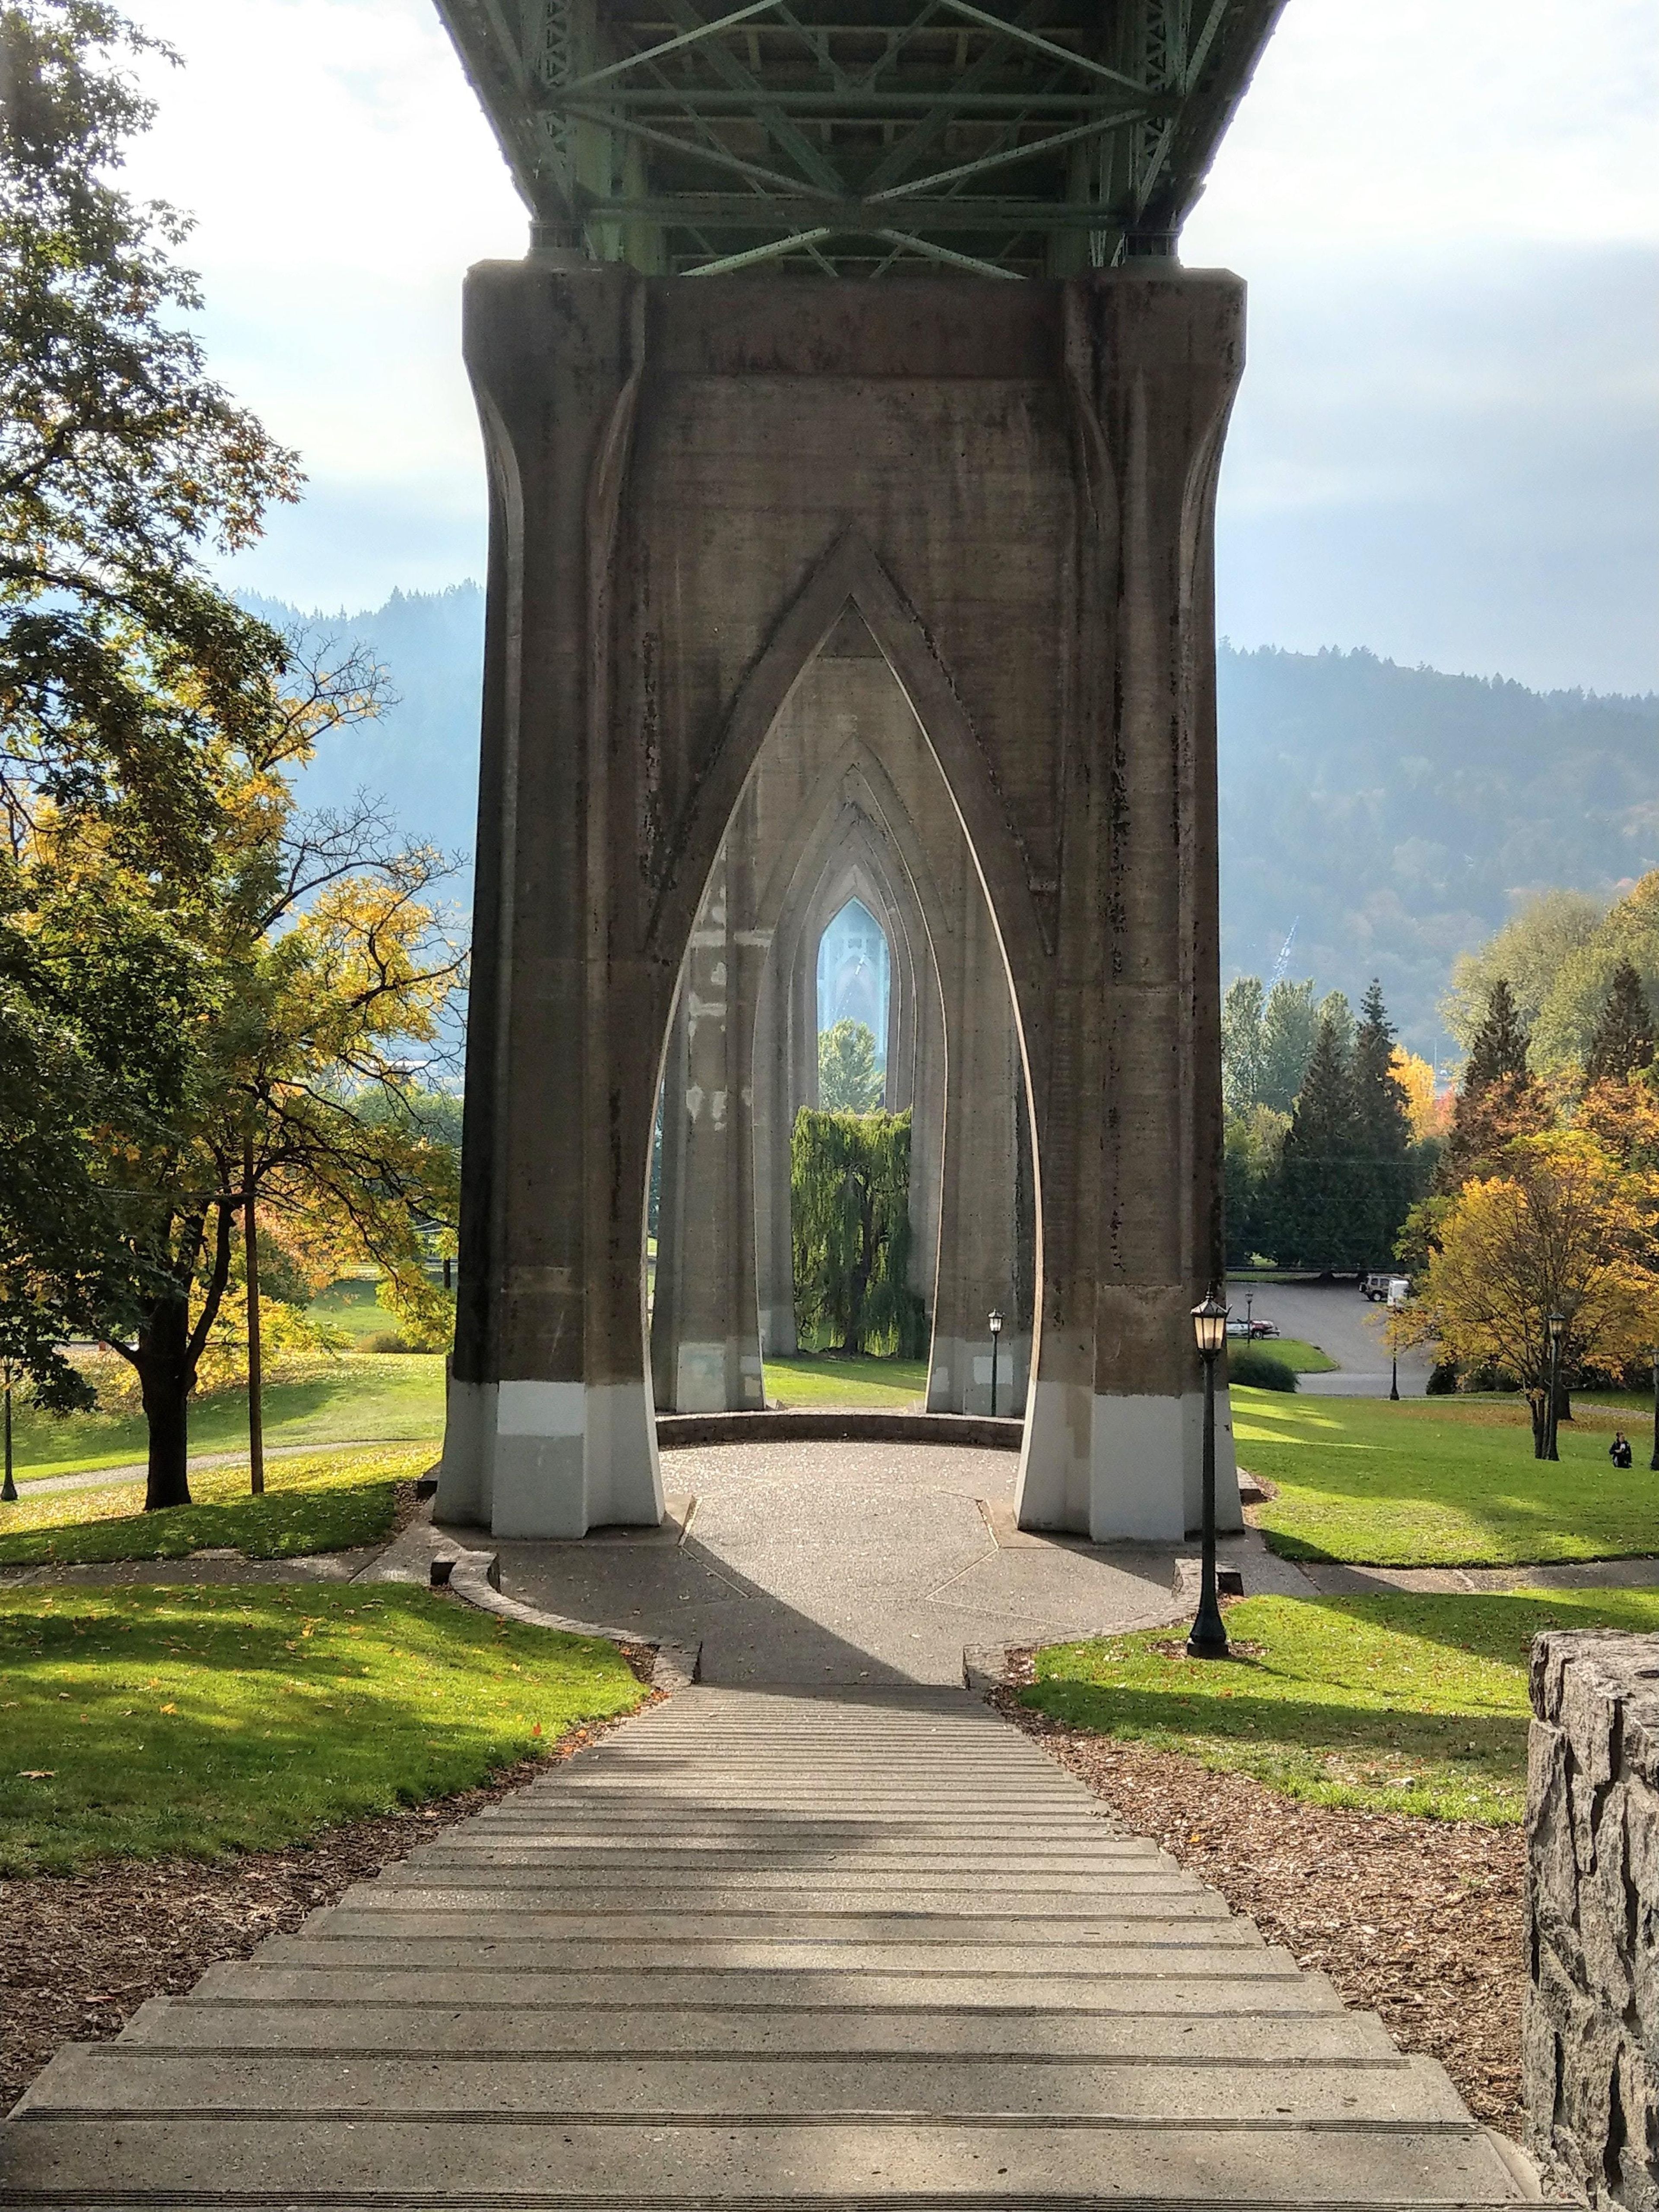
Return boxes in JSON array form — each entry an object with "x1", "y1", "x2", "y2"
[
  {"x1": 0, "y1": 1584, "x2": 645, "y2": 1872},
  {"x1": 0, "y1": 1471, "x2": 407, "y2": 1568},
  {"x1": 1021, "y1": 1674, "x2": 1526, "y2": 1817}
]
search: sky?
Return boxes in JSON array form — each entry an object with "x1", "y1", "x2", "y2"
[{"x1": 116, "y1": 0, "x2": 1659, "y2": 695}]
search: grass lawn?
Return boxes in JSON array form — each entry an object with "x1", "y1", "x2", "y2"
[
  {"x1": 763, "y1": 1353, "x2": 928, "y2": 1408},
  {"x1": 0, "y1": 1446, "x2": 432, "y2": 1567},
  {"x1": 7, "y1": 1354, "x2": 445, "y2": 1483},
  {"x1": 0, "y1": 1583, "x2": 646, "y2": 1873},
  {"x1": 1237, "y1": 1387, "x2": 1659, "y2": 1566},
  {"x1": 1026, "y1": 1589, "x2": 1659, "y2": 1823},
  {"x1": 1242, "y1": 1336, "x2": 1336, "y2": 1374}
]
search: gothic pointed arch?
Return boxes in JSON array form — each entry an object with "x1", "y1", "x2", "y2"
[{"x1": 645, "y1": 531, "x2": 1048, "y2": 1008}]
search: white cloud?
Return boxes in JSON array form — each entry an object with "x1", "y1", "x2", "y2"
[{"x1": 1185, "y1": 0, "x2": 1659, "y2": 261}]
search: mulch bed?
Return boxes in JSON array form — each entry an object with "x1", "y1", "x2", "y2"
[
  {"x1": 1, "y1": 1686, "x2": 655, "y2": 2116},
  {"x1": 994, "y1": 1677, "x2": 1527, "y2": 2141}
]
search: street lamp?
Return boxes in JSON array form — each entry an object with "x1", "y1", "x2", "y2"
[
  {"x1": 1245, "y1": 1288, "x2": 1254, "y2": 1337},
  {"x1": 1545, "y1": 1310, "x2": 1567, "y2": 1463},
  {"x1": 1188, "y1": 1291, "x2": 1230, "y2": 1660},
  {"x1": 1387, "y1": 1281, "x2": 1404, "y2": 1402},
  {"x1": 1649, "y1": 1345, "x2": 1658, "y2": 1474},
  {"x1": 988, "y1": 1309, "x2": 1004, "y2": 1419}
]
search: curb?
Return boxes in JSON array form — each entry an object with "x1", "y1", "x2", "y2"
[
  {"x1": 656, "y1": 1408, "x2": 1023, "y2": 1449},
  {"x1": 429, "y1": 1542, "x2": 701, "y2": 1693}
]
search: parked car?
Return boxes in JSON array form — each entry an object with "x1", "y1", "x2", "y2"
[
  {"x1": 1362, "y1": 1272, "x2": 1411, "y2": 1303},
  {"x1": 1226, "y1": 1317, "x2": 1280, "y2": 1339}
]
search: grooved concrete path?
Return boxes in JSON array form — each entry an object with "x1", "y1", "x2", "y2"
[{"x1": 4, "y1": 1685, "x2": 1534, "y2": 2209}]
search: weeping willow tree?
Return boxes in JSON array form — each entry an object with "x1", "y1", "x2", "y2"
[{"x1": 791, "y1": 1108, "x2": 927, "y2": 1356}]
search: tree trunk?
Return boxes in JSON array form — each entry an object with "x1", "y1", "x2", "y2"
[
  {"x1": 1529, "y1": 1391, "x2": 1548, "y2": 1460},
  {"x1": 137, "y1": 1295, "x2": 195, "y2": 1510},
  {"x1": 244, "y1": 1138, "x2": 264, "y2": 1497}
]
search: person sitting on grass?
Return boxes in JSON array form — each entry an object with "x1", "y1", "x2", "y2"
[{"x1": 1609, "y1": 1431, "x2": 1634, "y2": 1471}]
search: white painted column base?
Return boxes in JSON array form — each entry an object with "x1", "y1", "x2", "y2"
[
  {"x1": 436, "y1": 1377, "x2": 664, "y2": 1538},
  {"x1": 1015, "y1": 1381, "x2": 1242, "y2": 1541},
  {"x1": 926, "y1": 1333, "x2": 1032, "y2": 1418}
]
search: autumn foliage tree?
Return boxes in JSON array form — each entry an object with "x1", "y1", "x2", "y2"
[
  {"x1": 9, "y1": 648, "x2": 464, "y2": 1507},
  {"x1": 1397, "y1": 1132, "x2": 1659, "y2": 1456}
]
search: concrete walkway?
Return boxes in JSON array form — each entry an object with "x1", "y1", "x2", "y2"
[
  {"x1": 4, "y1": 1683, "x2": 1535, "y2": 2206},
  {"x1": 493, "y1": 1441, "x2": 1320, "y2": 1685}
]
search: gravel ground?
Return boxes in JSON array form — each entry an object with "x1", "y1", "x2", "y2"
[
  {"x1": 994, "y1": 1680, "x2": 1527, "y2": 2142},
  {"x1": 0, "y1": 1694, "x2": 653, "y2": 2116}
]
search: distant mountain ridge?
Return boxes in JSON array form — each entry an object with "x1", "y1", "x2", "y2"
[{"x1": 247, "y1": 585, "x2": 1659, "y2": 1055}]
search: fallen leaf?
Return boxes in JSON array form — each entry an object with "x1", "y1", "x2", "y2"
[{"x1": 18, "y1": 1770, "x2": 56, "y2": 1780}]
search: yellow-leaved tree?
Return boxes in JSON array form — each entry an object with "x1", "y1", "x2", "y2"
[{"x1": 1396, "y1": 1130, "x2": 1659, "y2": 1456}]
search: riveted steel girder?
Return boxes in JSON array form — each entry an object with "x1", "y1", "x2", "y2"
[{"x1": 432, "y1": 0, "x2": 1286, "y2": 276}]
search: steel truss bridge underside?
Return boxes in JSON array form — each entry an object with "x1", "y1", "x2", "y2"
[{"x1": 434, "y1": 0, "x2": 1285, "y2": 279}]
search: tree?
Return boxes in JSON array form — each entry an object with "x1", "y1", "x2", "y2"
[
  {"x1": 817, "y1": 1018, "x2": 883, "y2": 1113},
  {"x1": 791, "y1": 1108, "x2": 924, "y2": 1355},
  {"x1": 1397, "y1": 1132, "x2": 1659, "y2": 1457},
  {"x1": 1530, "y1": 872, "x2": 1659, "y2": 1077},
  {"x1": 1390, "y1": 1047, "x2": 1443, "y2": 1143},
  {"x1": 1257, "y1": 978, "x2": 1319, "y2": 1114},
  {"x1": 1223, "y1": 1103, "x2": 1288, "y2": 1267},
  {"x1": 1, "y1": 0, "x2": 301, "y2": 862},
  {"x1": 1442, "y1": 890, "x2": 1605, "y2": 1050},
  {"x1": 1350, "y1": 979, "x2": 1414, "y2": 1262},
  {"x1": 1271, "y1": 1014, "x2": 1369, "y2": 1268},
  {"x1": 3, "y1": 645, "x2": 465, "y2": 1508},
  {"x1": 1440, "y1": 979, "x2": 1550, "y2": 1187},
  {"x1": 1584, "y1": 960, "x2": 1656, "y2": 1087},
  {"x1": 1220, "y1": 975, "x2": 1265, "y2": 1113}
]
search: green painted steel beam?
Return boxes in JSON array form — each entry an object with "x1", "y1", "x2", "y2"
[{"x1": 432, "y1": 0, "x2": 1288, "y2": 276}]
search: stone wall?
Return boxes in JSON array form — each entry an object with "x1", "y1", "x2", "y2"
[{"x1": 1525, "y1": 1629, "x2": 1659, "y2": 2205}]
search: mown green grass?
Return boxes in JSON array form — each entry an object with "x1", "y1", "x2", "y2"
[
  {"x1": 1237, "y1": 1387, "x2": 1659, "y2": 1566},
  {"x1": 763, "y1": 1354, "x2": 929, "y2": 1409},
  {"x1": 7, "y1": 1354, "x2": 445, "y2": 1483},
  {"x1": 0, "y1": 1446, "x2": 432, "y2": 1567},
  {"x1": 1027, "y1": 1589, "x2": 1659, "y2": 1822},
  {"x1": 1245, "y1": 1336, "x2": 1336, "y2": 1374},
  {"x1": 0, "y1": 1583, "x2": 646, "y2": 1872}
]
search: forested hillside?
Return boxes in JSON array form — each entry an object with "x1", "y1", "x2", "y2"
[{"x1": 254, "y1": 585, "x2": 1658, "y2": 1054}]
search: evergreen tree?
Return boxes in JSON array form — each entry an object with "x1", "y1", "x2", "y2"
[
  {"x1": 1441, "y1": 978, "x2": 1550, "y2": 1187},
  {"x1": 1316, "y1": 989, "x2": 1355, "y2": 1062},
  {"x1": 1584, "y1": 960, "x2": 1656, "y2": 1086},
  {"x1": 1220, "y1": 975, "x2": 1265, "y2": 1112},
  {"x1": 1351, "y1": 979, "x2": 1414, "y2": 1261},
  {"x1": 1464, "y1": 978, "x2": 1530, "y2": 1087},
  {"x1": 1271, "y1": 1014, "x2": 1368, "y2": 1267},
  {"x1": 817, "y1": 1019, "x2": 883, "y2": 1112},
  {"x1": 1258, "y1": 978, "x2": 1319, "y2": 1114}
]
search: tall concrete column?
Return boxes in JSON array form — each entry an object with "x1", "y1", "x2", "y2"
[
  {"x1": 1011, "y1": 276, "x2": 1241, "y2": 1538},
  {"x1": 649, "y1": 827, "x2": 767, "y2": 1411},
  {"x1": 436, "y1": 261, "x2": 665, "y2": 1538},
  {"x1": 926, "y1": 876, "x2": 1031, "y2": 1418}
]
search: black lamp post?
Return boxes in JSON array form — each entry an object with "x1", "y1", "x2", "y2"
[
  {"x1": 1187, "y1": 1291, "x2": 1230, "y2": 1660},
  {"x1": 1545, "y1": 1309, "x2": 1566, "y2": 1462},
  {"x1": 1649, "y1": 1345, "x2": 1658, "y2": 1474},
  {"x1": 1, "y1": 1365, "x2": 15, "y2": 1504},
  {"x1": 988, "y1": 1309, "x2": 1003, "y2": 1419},
  {"x1": 1387, "y1": 1281, "x2": 1403, "y2": 1402}
]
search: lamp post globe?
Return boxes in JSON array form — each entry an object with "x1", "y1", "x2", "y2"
[{"x1": 1187, "y1": 1291, "x2": 1230, "y2": 1660}]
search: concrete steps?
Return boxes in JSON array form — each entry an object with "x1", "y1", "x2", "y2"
[{"x1": 0, "y1": 1684, "x2": 1536, "y2": 2209}]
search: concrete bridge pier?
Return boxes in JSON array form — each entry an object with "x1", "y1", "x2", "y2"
[{"x1": 439, "y1": 260, "x2": 1241, "y2": 1541}]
